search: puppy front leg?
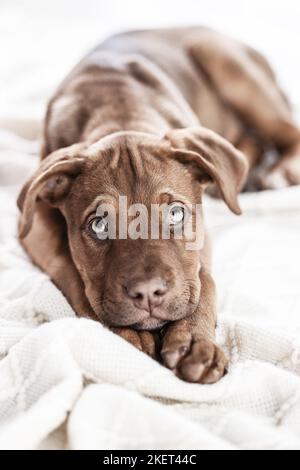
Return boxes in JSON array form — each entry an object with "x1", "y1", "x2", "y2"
[
  {"x1": 111, "y1": 328, "x2": 159, "y2": 359},
  {"x1": 161, "y1": 269, "x2": 228, "y2": 384}
]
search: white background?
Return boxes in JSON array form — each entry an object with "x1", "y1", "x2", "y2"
[{"x1": 1, "y1": 0, "x2": 300, "y2": 136}]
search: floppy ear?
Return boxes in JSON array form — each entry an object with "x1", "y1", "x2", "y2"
[
  {"x1": 165, "y1": 126, "x2": 249, "y2": 214},
  {"x1": 17, "y1": 150, "x2": 85, "y2": 239}
]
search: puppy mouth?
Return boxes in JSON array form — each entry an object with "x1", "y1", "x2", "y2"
[
  {"x1": 102, "y1": 304, "x2": 191, "y2": 331},
  {"x1": 98, "y1": 287, "x2": 198, "y2": 330},
  {"x1": 102, "y1": 308, "x2": 170, "y2": 331},
  {"x1": 132, "y1": 318, "x2": 169, "y2": 331},
  {"x1": 130, "y1": 296, "x2": 198, "y2": 330}
]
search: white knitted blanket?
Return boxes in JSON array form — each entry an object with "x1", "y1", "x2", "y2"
[{"x1": 0, "y1": 128, "x2": 300, "y2": 450}]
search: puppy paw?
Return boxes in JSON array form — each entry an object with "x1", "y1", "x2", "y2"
[
  {"x1": 261, "y1": 159, "x2": 300, "y2": 190},
  {"x1": 161, "y1": 336, "x2": 228, "y2": 384},
  {"x1": 112, "y1": 327, "x2": 159, "y2": 359}
]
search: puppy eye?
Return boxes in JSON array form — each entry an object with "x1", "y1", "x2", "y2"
[
  {"x1": 168, "y1": 204, "x2": 185, "y2": 225},
  {"x1": 88, "y1": 217, "x2": 109, "y2": 238}
]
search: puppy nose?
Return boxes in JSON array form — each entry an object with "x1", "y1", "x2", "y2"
[{"x1": 124, "y1": 278, "x2": 168, "y2": 311}]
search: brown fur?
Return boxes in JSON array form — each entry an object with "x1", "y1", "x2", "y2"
[{"x1": 17, "y1": 27, "x2": 300, "y2": 384}]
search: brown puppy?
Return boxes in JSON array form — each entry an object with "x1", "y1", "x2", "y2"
[{"x1": 17, "y1": 28, "x2": 300, "y2": 384}]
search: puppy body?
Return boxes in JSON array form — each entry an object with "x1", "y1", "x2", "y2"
[
  {"x1": 18, "y1": 28, "x2": 300, "y2": 383},
  {"x1": 44, "y1": 28, "x2": 242, "y2": 156}
]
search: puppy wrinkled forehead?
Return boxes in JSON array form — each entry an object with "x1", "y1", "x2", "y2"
[
  {"x1": 110, "y1": 136, "x2": 146, "y2": 178},
  {"x1": 88, "y1": 131, "x2": 163, "y2": 158},
  {"x1": 72, "y1": 131, "x2": 198, "y2": 211},
  {"x1": 88, "y1": 132, "x2": 168, "y2": 180}
]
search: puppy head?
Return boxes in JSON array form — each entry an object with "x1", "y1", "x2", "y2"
[{"x1": 18, "y1": 128, "x2": 247, "y2": 330}]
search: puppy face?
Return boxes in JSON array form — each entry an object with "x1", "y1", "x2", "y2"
[{"x1": 18, "y1": 129, "x2": 247, "y2": 330}]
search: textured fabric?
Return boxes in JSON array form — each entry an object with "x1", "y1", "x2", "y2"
[{"x1": 1, "y1": 130, "x2": 300, "y2": 450}]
